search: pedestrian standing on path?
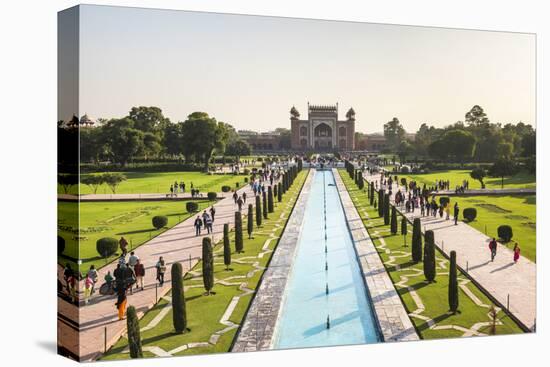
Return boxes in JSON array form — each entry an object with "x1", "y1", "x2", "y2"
[
  {"x1": 210, "y1": 206, "x2": 216, "y2": 222},
  {"x1": 243, "y1": 192, "x2": 247, "y2": 203},
  {"x1": 237, "y1": 196, "x2": 243, "y2": 211},
  {"x1": 454, "y1": 202, "x2": 460, "y2": 225},
  {"x1": 128, "y1": 251, "x2": 139, "y2": 271},
  {"x1": 489, "y1": 238, "x2": 498, "y2": 262},
  {"x1": 119, "y1": 236, "x2": 128, "y2": 257},
  {"x1": 87, "y1": 265, "x2": 98, "y2": 295},
  {"x1": 194, "y1": 216, "x2": 203, "y2": 236},
  {"x1": 513, "y1": 243, "x2": 521, "y2": 263},
  {"x1": 84, "y1": 274, "x2": 93, "y2": 304},
  {"x1": 156, "y1": 256, "x2": 166, "y2": 286},
  {"x1": 134, "y1": 259, "x2": 145, "y2": 291},
  {"x1": 233, "y1": 191, "x2": 238, "y2": 204},
  {"x1": 204, "y1": 213, "x2": 213, "y2": 234},
  {"x1": 115, "y1": 286, "x2": 127, "y2": 320}
]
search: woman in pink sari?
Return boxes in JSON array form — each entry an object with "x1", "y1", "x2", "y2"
[{"x1": 513, "y1": 243, "x2": 521, "y2": 263}]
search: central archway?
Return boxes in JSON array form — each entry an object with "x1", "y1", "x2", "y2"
[{"x1": 314, "y1": 123, "x2": 332, "y2": 137}]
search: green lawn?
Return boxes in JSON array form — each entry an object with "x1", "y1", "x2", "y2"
[
  {"x1": 403, "y1": 169, "x2": 535, "y2": 190},
  {"x1": 58, "y1": 200, "x2": 212, "y2": 274},
  {"x1": 100, "y1": 170, "x2": 308, "y2": 360},
  {"x1": 339, "y1": 170, "x2": 524, "y2": 339},
  {"x1": 449, "y1": 195, "x2": 536, "y2": 262},
  {"x1": 59, "y1": 171, "x2": 248, "y2": 195}
]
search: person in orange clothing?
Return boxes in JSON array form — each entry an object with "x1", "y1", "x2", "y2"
[{"x1": 115, "y1": 286, "x2": 127, "y2": 320}]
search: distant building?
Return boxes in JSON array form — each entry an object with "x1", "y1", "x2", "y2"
[
  {"x1": 290, "y1": 103, "x2": 355, "y2": 151},
  {"x1": 239, "y1": 130, "x2": 283, "y2": 152}
]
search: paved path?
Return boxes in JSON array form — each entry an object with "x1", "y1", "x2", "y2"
[
  {"x1": 433, "y1": 188, "x2": 536, "y2": 196},
  {"x1": 363, "y1": 172, "x2": 536, "y2": 330},
  {"x1": 58, "y1": 192, "x2": 224, "y2": 201},
  {"x1": 58, "y1": 182, "x2": 259, "y2": 361}
]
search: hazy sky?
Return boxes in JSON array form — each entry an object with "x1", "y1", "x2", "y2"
[{"x1": 75, "y1": 5, "x2": 535, "y2": 133}]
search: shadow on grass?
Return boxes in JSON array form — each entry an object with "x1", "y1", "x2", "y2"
[
  {"x1": 417, "y1": 312, "x2": 454, "y2": 332},
  {"x1": 117, "y1": 228, "x2": 157, "y2": 236},
  {"x1": 386, "y1": 260, "x2": 417, "y2": 273}
]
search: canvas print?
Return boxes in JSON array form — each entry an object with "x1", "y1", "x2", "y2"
[{"x1": 57, "y1": 4, "x2": 536, "y2": 361}]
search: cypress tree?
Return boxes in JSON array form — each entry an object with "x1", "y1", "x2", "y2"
[
  {"x1": 247, "y1": 204, "x2": 254, "y2": 239},
  {"x1": 390, "y1": 205, "x2": 397, "y2": 234},
  {"x1": 267, "y1": 185, "x2": 274, "y2": 212},
  {"x1": 412, "y1": 218, "x2": 423, "y2": 263},
  {"x1": 401, "y1": 216, "x2": 408, "y2": 235},
  {"x1": 366, "y1": 181, "x2": 370, "y2": 198},
  {"x1": 448, "y1": 250, "x2": 459, "y2": 313},
  {"x1": 370, "y1": 184, "x2": 374, "y2": 206},
  {"x1": 273, "y1": 182, "x2": 278, "y2": 199},
  {"x1": 255, "y1": 195, "x2": 262, "y2": 227},
  {"x1": 223, "y1": 223, "x2": 231, "y2": 270},
  {"x1": 262, "y1": 191, "x2": 268, "y2": 219},
  {"x1": 171, "y1": 263, "x2": 187, "y2": 333},
  {"x1": 383, "y1": 194, "x2": 390, "y2": 225},
  {"x1": 281, "y1": 174, "x2": 286, "y2": 194},
  {"x1": 127, "y1": 306, "x2": 143, "y2": 358},
  {"x1": 378, "y1": 190, "x2": 384, "y2": 217},
  {"x1": 202, "y1": 237, "x2": 214, "y2": 295},
  {"x1": 359, "y1": 176, "x2": 364, "y2": 190},
  {"x1": 234, "y1": 211, "x2": 243, "y2": 253},
  {"x1": 277, "y1": 182, "x2": 282, "y2": 202},
  {"x1": 423, "y1": 230, "x2": 436, "y2": 282}
]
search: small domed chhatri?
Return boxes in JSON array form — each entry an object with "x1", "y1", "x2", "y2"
[
  {"x1": 290, "y1": 102, "x2": 355, "y2": 151},
  {"x1": 80, "y1": 114, "x2": 96, "y2": 126}
]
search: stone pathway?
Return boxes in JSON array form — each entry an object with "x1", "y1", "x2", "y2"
[
  {"x1": 363, "y1": 172, "x2": 536, "y2": 330},
  {"x1": 333, "y1": 169, "x2": 419, "y2": 342},
  {"x1": 57, "y1": 182, "x2": 259, "y2": 361},
  {"x1": 433, "y1": 188, "x2": 535, "y2": 196},
  {"x1": 58, "y1": 192, "x2": 225, "y2": 201}
]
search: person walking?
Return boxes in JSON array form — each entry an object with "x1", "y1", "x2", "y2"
[
  {"x1": 445, "y1": 203, "x2": 451, "y2": 220},
  {"x1": 194, "y1": 216, "x2": 203, "y2": 236},
  {"x1": 210, "y1": 206, "x2": 216, "y2": 222},
  {"x1": 115, "y1": 286, "x2": 127, "y2": 320},
  {"x1": 489, "y1": 238, "x2": 498, "y2": 262},
  {"x1": 204, "y1": 213, "x2": 213, "y2": 234},
  {"x1": 84, "y1": 274, "x2": 94, "y2": 304},
  {"x1": 156, "y1": 257, "x2": 166, "y2": 286},
  {"x1": 513, "y1": 243, "x2": 521, "y2": 263},
  {"x1": 134, "y1": 259, "x2": 145, "y2": 291},
  {"x1": 242, "y1": 192, "x2": 247, "y2": 203},
  {"x1": 237, "y1": 196, "x2": 243, "y2": 211},
  {"x1": 233, "y1": 191, "x2": 238, "y2": 204},
  {"x1": 453, "y1": 202, "x2": 460, "y2": 225},
  {"x1": 119, "y1": 236, "x2": 128, "y2": 257},
  {"x1": 128, "y1": 251, "x2": 139, "y2": 271},
  {"x1": 87, "y1": 265, "x2": 98, "y2": 295}
]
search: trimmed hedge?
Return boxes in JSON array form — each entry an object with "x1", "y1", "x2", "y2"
[
  {"x1": 96, "y1": 237, "x2": 118, "y2": 259},
  {"x1": 186, "y1": 201, "x2": 198, "y2": 213},
  {"x1": 171, "y1": 262, "x2": 187, "y2": 333},
  {"x1": 412, "y1": 218, "x2": 423, "y2": 263},
  {"x1": 463, "y1": 207, "x2": 477, "y2": 222},
  {"x1": 207, "y1": 192, "x2": 217, "y2": 201},
  {"x1": 202, "y1": 237, "x2": 214, "y2": 294},
  {"x1": 152, "y1": 216, "x2": 168, "y2": 229},
  {"x1": 235, "y1": 211, "x2": 243, "y2": 253},
  {"x1": 221, "y1": 185, "x2": 231, "y2": 193},
  {"x1": 497, "y1": 225, "x2": 514, "y2": 242},
  {"x1": 423, "y1": 230, "x2": 436, "y2": 282}
]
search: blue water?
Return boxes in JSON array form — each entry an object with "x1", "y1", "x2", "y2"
[{"x1": 273, "y1": 170, "x2": 381, "y2": 349}]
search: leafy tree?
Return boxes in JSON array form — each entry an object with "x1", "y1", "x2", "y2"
[
  {"x1": 126, "y1": 306, "x2": 143, "y2": 358},
  {"x1": 423, "y1": 230, "x2": 436, "y2": 282},
  {"x1": 81, "y1": 175, "x2": 105, "y2": 194},
  {"x1": 102, "y1": 172, "x2": 127, "y2": 194},
  {"x1": 102, "y1": 118, "x2": 146, "y2": 166},
  {"x1": 181, "y1": 112, "x2": 226, "y2": 171},
  {"x1": 397, "y1": 141, "x2": 414, "y2": 164},
  {"x1": 234, "y1": 212, "x2": 243, "y2": 253},
  {"x1": 223, "y1": 223, "x2": 231, "y2": 270},
  {"x1": 128, "y1": 106, "x2": 167, "y2": 133},
  {"x1": 202, "y1": 237, "x2": 214, "y2": 295},
  {"x1": 465, "y1": 105, "x2": 489, "y2": 127},
  {"x1": 267, "y1": 186, "x2": 274, "y2": 213},
  {"x1": 443, "y1": 130, "x2": 476, "y2": 163},
  {"x1": 80, "y1": 127, "x2": 107, "y2": 164},
  {"x1": 521, "y1": 131, "x2": 536, "y2": 157},
  {"x1": 489, "y1": 159, "x2": 518, "y2": 189},
  {"x1": 171, "y1": 262, "x2": 187, "y2": 333},
  {"x1": 247, "y1": 204, "x2": 254, "y2": 239},
  {"x1": 383, "y1": 117, "x2": 406, "y2": 151},
  {"x1": 412, "y1": 218, "x2": 423, "y2": 263},
  {"x1": 448, "y1": 250, "x2": 459, "y2": 313},
  {"x1": 225, "y1": 140, "x2": 251, "y2": 162},
  {"x1": 496, "y1": 142, "x2": 514, "y2": 159},
  {"x1": 470, "y1": 167, "x2": 487, "y2": 189},
  {"x1": 390, "y1": 205, "x2": 398, "y2": 234},
  {"x1": 255, "y1": 195, "x2": 262, "y2": 227}
]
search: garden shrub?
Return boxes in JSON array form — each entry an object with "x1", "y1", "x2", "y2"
[
  {"x1": 236, "y1": 182, "x2": 240, "y2": 188},
  {"x1": 152, "y1": 216, "x2": 168, "y2": 229},
  {"x1": 244, "y1": 177, "x2": 249, "y2": 183},
  {"x1": 221, "y1": 185, "x2": 231, "y2": 193},
  {"x1": 463, "y1": 207, "x2": 477, "y2": 222},
  {"x1": 439, "y1": 196, "x2": 450, "y2": 207},
  {"x1": 186, "y1": 201, "x2": 199, "y2": 213},
  {"x1": 497, "y1": 225, "x2": 513, "y2": 242},
  {"x1": 96, "y1": 237, "x2": 118, "y2": 259},
  {"x1": 207, "y1": 192, "x2": 217, "y2": 201}
]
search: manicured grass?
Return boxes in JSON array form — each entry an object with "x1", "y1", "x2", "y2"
[
  {"x1": 339, "y1": 170, "x2": 524, "y2": 339},
  {"x1": 401, "y1": 169, "x2": 535, "y2": 190},
  {"x1": 450, "y1": 195, "x2": 536, "y2": 262},
  {"x1": 100, "y1": 170, "x2": 308, "y2": 360},
  {"x1": 59, "y1": 171, "x2": 247, "y2": 195},
  {"x1": 58, "y1": 200, "x2": 211, "y2": 274}
]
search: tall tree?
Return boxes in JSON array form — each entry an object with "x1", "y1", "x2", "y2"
[
  {"x1": 262, "y1": 191, "x2": 268, "y2": 219},
  {"x1": 234, "y1": 212, "x2": 243, "y2": 253},
  {"x1": 448, "y1": 250, "x2": 459, "y2": 313},
  {"x1": 202, "y1": 237, "x2": 214, "y2": 295},
  {"x1": 267, "y1": 186, "x2": 274, "y2": 213},
  {"x1": 412, "y1": 218, "x2": 423, "y2": 263},
  {"x1": 223, "y1": 223, "x2": 231, "y2": 270},
  {"x1": 126, "y1": 306, "x2": 143, "y2": 358},
  {"x1": 423, "y1": 230, "x2": 436, "y2": 282},
  {"x1": 247, "y1": 204, "x2": 254, "y2": 239},
  {"x1": 383, "y1": 117, "x2": 406, "y2": 151},
  {"x1": 255, "y1": 195, "x2": 262, "y2": 227},
  {"x1": 465, "y1": 105, "x2": 489, "y2": 127},
  {"x1": 171, "y1": 262, "x2": 187, "y2": 333},
  {"x1": 390, "y1": 205, "x2": 398, "y2": 234},
  {"x1": 181, "y1": 112, "x2": 226, "y2": 170}
]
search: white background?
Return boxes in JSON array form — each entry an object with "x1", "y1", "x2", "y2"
[{"x1": 0, "y1": 0, "x2": 547, "y2": 366}]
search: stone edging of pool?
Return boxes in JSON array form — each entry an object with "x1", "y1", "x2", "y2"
[
  {"x1": 332, "y1": 168, "x2": 420, "y2": 342},
  {"x1": 231, "y1": 169, "x2": 315, "y2": 352}
]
